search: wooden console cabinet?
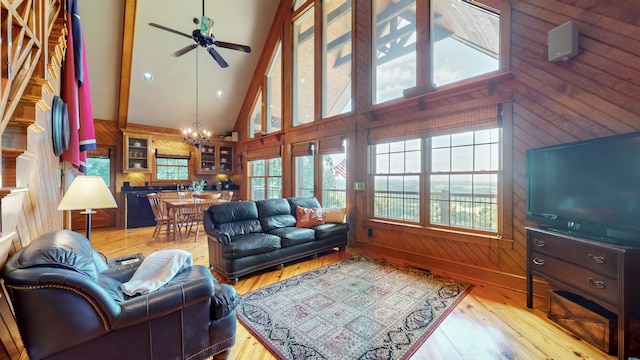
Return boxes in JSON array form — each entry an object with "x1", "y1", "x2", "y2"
[{"x1": 526, "y1": 227, "x2": 640, "y2": 359}]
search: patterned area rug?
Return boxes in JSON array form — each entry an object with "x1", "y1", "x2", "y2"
[{"x1": 237, "y1": 255, "x2": 472, "y2": 359}]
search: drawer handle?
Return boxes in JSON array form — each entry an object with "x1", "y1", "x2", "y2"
[
  {"x1": 532, "y1": 257, "x2": 545, "y2": 266},
  {"x1": 587, "y1": 277, "x2": 606, "y2": 289},
  {"x1": 587, "y1": 253, "x2": 605, "y2": 264},
  {"x1": 533, "y1": 239, "x2": 546, "y2": 247}
]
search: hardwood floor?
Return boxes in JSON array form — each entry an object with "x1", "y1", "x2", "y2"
[{"x1": 90, "y1": 226, "x2": 621, "y2": 360}]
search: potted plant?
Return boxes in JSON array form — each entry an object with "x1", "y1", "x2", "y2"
[{"x1": 188, "y1": 180, "x2": 206, "y2": 194}]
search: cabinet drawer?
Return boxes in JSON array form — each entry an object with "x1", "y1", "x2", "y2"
[
  {"x1": 529, "y1": 250, "x2": 618, "y2": 305},
  {"x1": 528, "y1": 231, "x2": 618, "y2": 277}
]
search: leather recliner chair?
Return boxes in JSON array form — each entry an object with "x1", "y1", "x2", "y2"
[{"x1": 2, "y1": 230, "x2": 238, "y2": 360}]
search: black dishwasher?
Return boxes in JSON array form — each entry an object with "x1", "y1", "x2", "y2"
[{"x1": 126, "y1": 192, "x2": 156, "y2": 229}]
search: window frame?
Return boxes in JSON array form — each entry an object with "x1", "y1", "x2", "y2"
[
  {"x1": 153, "y1": 150, "x2": 191, "y2": 183},
  {"x1": 371, "y1": 0, "x2": 511, "y2": 103},
  {"x1": 248, "y1": 157, "x2": 283, "y2": 200},
  {"x1": 367, "y1": 102, "x2": 510, "y2": 240}
]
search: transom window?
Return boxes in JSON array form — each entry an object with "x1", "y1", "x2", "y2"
[{"x1": 373, "y1": 0, "x2": 504, "y2": 104}]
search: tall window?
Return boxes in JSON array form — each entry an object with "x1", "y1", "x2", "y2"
[
  {"x1": 250, "y1": 90, "x2": 263, "y2": 138},
  {"x1": 266, "y1": 42, "x2": 282, "y2": 133},
  {"x1": 293, "y1": 142, "x2": 315, "y2": 197},
  {"x1": 372, "y1": 139, "x2": 421, "y2": 222},
  {"x1": 431, "y1": 0, "x2": 500, "y2": 86},
  {"x1": 293, "y1": 8, "x2": 315, "y2": 125},
  {"x1": 323, "y1": 0, "x2": 352, "y2": 117},
  {"x1": 249, "y1": 158, "x2": 282, "y2": 200},
  {"x1": 322, "y1": 151, "x2": 347, "y2": 208},
  {"x1": 370, "y1": 128, "x2": 501, "y2": 232},
  {"x1": 373, "y1": 0, "x2": 417, "y2": 104},
  {"x1": 430, "y1": 128, "x2": 500, "y2": 231}
]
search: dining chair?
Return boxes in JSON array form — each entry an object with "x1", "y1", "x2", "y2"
[
  {"x1": 146, "y1": 193, "x2": 174, "y2": 240},
  {"x1": 188, "y1": 192, "x2": 222, "y2": 241},
  {"x1": 221, "y1": 191, "x2": 234, "y2": 202},
  {"x1": 177, "y1": 191, "x2": 194, "y2": 232}
]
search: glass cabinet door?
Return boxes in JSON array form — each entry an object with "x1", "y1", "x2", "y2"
[{"x1": 123, "y1": 134, "x2": 151, "y2": 173}]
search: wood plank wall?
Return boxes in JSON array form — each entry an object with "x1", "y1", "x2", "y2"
[
  {"x1": 230, "y1": 0, "x2": 640, "y2": 294},
  {"x1": 1, "y1": 1, "x2": 640, "y2": 356}
]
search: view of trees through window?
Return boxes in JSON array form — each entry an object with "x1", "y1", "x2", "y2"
[
  {"x1": 86, "y1": 157, "x2": 110, "y2": 185},
  {"x1": 249, "y1": 158, "x2": 282, "y2": 200},
  {"x1": 156, "y1": 158, "x2": 189, "y2": 180},
  {"x1": 322, "y1": 153, "x2": 346, "y2": 208}
]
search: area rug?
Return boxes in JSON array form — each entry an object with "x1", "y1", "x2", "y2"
[{"x1": 237, "y1": 255, "x2": 472, "y2": 359}]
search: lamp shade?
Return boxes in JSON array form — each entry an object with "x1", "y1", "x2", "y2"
[{"x1": 58, "y1": 176, "x2": 117, "y2": 211}]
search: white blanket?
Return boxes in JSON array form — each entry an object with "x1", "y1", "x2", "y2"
[{"x1": 120, "y1": 249, "x2": 193, "y2": 296}]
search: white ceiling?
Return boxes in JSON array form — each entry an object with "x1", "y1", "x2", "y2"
[{"x1": 79, "y1": 0, "x2": 279, "y2": 136}]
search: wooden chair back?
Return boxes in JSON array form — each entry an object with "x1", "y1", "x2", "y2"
[
  {"x1": 221, "y1": 191, "x2": 234, "y2": 202},
  {"x1": 146, "y1": 193, "x2": 165, "y2": 220},
  {"x1": 192, "y1": 192, "x2": 222, "y2": 216},
  {"x1": 188, "y1": 192, "x2": 222, "y2": 240}
]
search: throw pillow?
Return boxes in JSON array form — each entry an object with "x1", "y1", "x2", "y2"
[
  {"x1": 296, "y1": 206, "x2": 324, "y2": 228},
  {"x1": 323, "y1": 207, "x2": 346, "y2": 223}
]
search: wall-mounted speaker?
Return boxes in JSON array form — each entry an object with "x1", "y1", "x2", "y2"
[{"x1": 548, "y1": 21, "x2": 579, "y2": 62}]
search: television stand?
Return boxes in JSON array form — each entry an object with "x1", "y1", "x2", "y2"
[{"x1": 526, "y1": 227, "x2": 640, "y2": 359}]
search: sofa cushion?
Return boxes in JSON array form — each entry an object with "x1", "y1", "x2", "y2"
[
  {"x1": 296, "y1": 206, "x2": 324, "y2": 228},
  {"x1": 223, "y1": 233, "x2": 281, "y2": 259},
  {"x1": 209, "y1": 201, "x2": 259, "y2": 224},
  {"x1": 217, "y1": 220, "x2": 263, "y2": 237},
  {"x1": 313, "y1": 223, "x2": 350, "y2": 240},
  {"x1": 288, "y1": 197, "x2": 322, "y2": 214},
  {"x1": 256, "y1": 198, "x2": 296, "y2": 231},
  {"x1": 268, "y1": 227, "x2": 316, "y2": 247}
]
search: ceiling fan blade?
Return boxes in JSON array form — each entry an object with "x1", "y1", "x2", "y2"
[
  {"x1": 215, "y1": 41, "x2": 252, "y2": 53},
  {"x1": 149, "y1": 23, "x2": 192, "y2": 39},
  {"x1": 207, "y1": 47, "x2": 229, "y2": 68},
  {"x1": 172, "y1": 44, "x2": 198, "y2": 57}
]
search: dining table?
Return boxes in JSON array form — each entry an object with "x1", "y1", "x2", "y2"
[{"x1": 161, "y1": 195, "x2": 228, "y2": 240}]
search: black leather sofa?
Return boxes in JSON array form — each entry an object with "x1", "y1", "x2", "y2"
[
  {"x1": 2, "y1": 230, "x2": 238, "y2": 360},
  {"x1": 203, "y1": 197, "x2": 349, "y2": 283}
]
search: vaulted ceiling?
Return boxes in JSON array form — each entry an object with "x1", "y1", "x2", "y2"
[{"x1": 80, "y1": 0, "x2": 279, "y2": 136}]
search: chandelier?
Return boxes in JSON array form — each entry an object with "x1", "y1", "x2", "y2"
[{"x1": 183, "y1": 48, "x2": 211, "y2": 148}]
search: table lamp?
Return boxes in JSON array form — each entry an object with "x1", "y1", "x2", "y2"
[{"x1": 58, "y1": 176, "x2": 117, "y2": 240}]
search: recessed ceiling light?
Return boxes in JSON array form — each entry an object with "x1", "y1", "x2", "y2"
[
  {"x1": 143, "y1": 73, "x2": 153, "y2": 82},
  {"x1": 217, "y1": 90, "x2": 224, "y2": 99}
]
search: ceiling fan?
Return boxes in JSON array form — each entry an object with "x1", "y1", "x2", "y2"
[{"x1": 149, "y1": 0, "x2": 252, "y2": 68}]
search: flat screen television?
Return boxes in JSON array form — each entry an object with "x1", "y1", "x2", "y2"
[{"x1": 526, "y1": 131, "x2": 640, "y2": 244}]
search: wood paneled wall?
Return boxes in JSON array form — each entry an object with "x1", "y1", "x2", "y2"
[
  {"x1": 1, "y1": 1, "x2": 640, "y2": 357},
  {"x1": 230, "y1": 0, "x2": 640, "y2": 295}
]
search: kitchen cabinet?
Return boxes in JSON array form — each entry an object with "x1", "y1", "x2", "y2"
[
  {"x1": 123, "y1": 133, "x2": 152, "y2": 173},
  {"x1": 196, "y1": 143, "x2": 234, "y2": 174}
]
